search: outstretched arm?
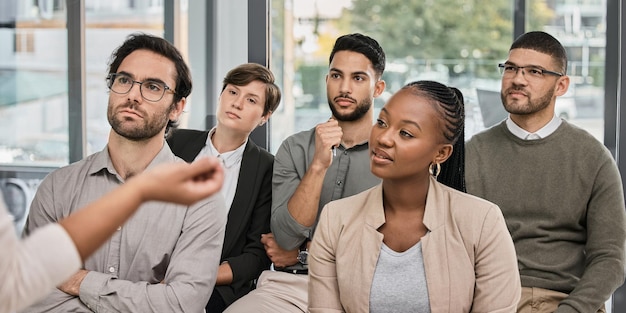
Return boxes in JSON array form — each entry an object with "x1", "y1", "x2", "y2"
[
  {"x1": 2, "y1": 157, "x2": 224, "y2": 313},
  {"x1": 60, "y1": 156, "x2": 224, "y2": 261}
]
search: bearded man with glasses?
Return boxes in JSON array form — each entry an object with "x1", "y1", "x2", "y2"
[
  {"x1": 466, "y1": 31, "x2": 625, "y2": 313},
  {"x1": 21, "y1": 33, "x2": 227, "y2": 313}
]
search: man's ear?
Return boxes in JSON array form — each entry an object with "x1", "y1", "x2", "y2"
[
  {"x1": 554, "y1": 75, "x2": 570, "y2": 97},
  {"x1": 169, "y1": 97, "x2": 187, "y2": 121},
  {"x1": 373, "y1": 79, "x2": 386, "y2": 98}
]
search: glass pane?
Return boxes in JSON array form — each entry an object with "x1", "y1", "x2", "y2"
[
  {"x1": 85, "y1": 0, "x2": 165, "y2": 155},
  {"x1": 0, "y1": 1, "x2": 69, "y2": 166},
  {"x1": 270, "y1": 0, "x2": 515, "y2": 153},
  {"x1": 527, "y1": 0, "x2": 605, "y2": 142}
]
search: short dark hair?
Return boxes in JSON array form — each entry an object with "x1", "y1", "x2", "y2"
[
  {"x1": 329, "y1": 33, "x2": 386, "y2": 78},
  {"x1": 221, "y1": 63, "x2": 281, "y2": 116},
  {"x1": 403, "y1": 80, "x2": 465, "y2": 192},
  {"x1": 107, "y1": 33, "x2": 192, "y2": 103},
  {"x1": 107, "y1": 33, "x2": 192, "y2": 135},
  {"x1": 510, "y1": 31, "x2": 568, "y2": 74}
]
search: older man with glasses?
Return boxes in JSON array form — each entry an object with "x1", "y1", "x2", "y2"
[
  {"x1": 466, "y1": 31, "x2": 625, "y2": 313},
  {"x1": 20, "y1": 33, "x2": 227, "y2": 313}
]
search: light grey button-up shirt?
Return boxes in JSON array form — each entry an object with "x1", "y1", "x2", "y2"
[
  {"x1": 270, "y1": 127, "x2": 380, "y2": 251},
  {"x1": 21, "y1": 143, "x2": 227, "y2": 313}
]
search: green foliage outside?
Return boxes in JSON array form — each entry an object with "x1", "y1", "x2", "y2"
[{"x1": 338, "y1": 0, "x2": 553, "y2": 83}]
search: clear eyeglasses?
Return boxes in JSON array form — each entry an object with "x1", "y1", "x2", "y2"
[
  {"x1": 498, "y1": 63, "x2": 564, "y2": 80},
  {"x1": 106, "y1": 73, "x2": 176, "y2": 102}
]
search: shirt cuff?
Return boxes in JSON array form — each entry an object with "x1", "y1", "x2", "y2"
[{"x1": 79, "y1": 270, "x2": 113, "y2": 312}]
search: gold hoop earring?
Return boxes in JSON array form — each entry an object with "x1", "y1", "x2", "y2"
[{"x1": 429, "y1": 162, "x2": 441, "y2": 179}]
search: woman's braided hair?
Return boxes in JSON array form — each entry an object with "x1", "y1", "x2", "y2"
[{"x1": 403, "y1": 80, "x2": 466, "y2": 192}]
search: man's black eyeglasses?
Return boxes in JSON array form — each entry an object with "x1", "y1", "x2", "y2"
[
  {"x1": 106, "y1": 73, "x2": 176, "y2": 102},
  {"x1": 498, "y1": 63, "x2": 564, "y2": 80}
]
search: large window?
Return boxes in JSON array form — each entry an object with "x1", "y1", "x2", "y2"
[
  {"x1": 269, "y1": 0, "x2": 606, "y2": 153},
  {"x1": 0, "y1": 1, "x2": 69, "y2": 166},
  {"x1": 0, "y1": 0, "x2": 174, "y2": 166},
  {"x1": 85, "y1": 0, "x2": 167, "y2": 154},
  {"x1": 5, "y1": 0, "x2": 607, "y2": 162},
  {"x1": 526, "y1": 0, "x2": 606, "y2": 141}
]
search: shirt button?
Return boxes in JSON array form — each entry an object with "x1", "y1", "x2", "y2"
[
  {"x1": 336, "y1": 180, "x2": 342, "y2": 186},
  {"x1": 108, "y1": 267, "x2": 115, "y2": 273},
  {"x1": 117, "y1": 226, "x2": 121, "y2": 231},
  {"x1": 343, "y1": 151, "x2": 348, "y2": 155}
]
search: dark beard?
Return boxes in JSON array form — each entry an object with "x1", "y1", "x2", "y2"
[
  {"x1": 108, "y1": 102, "x2": 170, "y2": 141},
  {"x1": 327, "y1": 96, "x2": 372, "y2": 122}
]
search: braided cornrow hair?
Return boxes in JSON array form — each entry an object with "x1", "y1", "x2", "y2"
[{"x1": 402, "y1": 80, "x2": 466, "y2": 192}]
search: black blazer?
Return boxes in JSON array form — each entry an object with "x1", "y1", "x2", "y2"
[{"x1": 167, "y1": 129, "x2": 272, "y2": 306}]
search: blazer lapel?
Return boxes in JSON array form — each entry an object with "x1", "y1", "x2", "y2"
[
  {"x1": 221, "y1": 141, "x2": 259, "y2": 257},
  {"x1": 360, "y1": 185, "x2": 385, "y2": 310},
  {"x1": 170, "y1": 130, "x2": 209, "y2": 163},
  {"x1": 422, "y1": 178, "x2": 451, "y2": 311}
]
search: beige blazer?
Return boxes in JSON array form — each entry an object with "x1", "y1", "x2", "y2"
[{"x1": 308, "y1": 177, "x2": 520, "y2": 313}]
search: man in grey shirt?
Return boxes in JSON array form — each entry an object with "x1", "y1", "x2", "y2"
[
  {"x1": 225, "y1": 33, "x2": 386, "y2": 312},
  {"x1": 21, "y1": 33, "x2": 227, "y2": 313}
]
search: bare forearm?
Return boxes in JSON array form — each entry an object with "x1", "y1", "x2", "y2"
[
  {"x1": 215, "y1": 262, "x2": 233, "y2": 285},
  {"x1": 287, "y1": 163, "x2": 327, "y2": 227}
]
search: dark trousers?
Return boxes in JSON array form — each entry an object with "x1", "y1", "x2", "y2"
[{"x1": 206, "y1": 289, "x2": 227, "y2": 313}]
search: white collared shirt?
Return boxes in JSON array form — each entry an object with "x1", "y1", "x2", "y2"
[
  {"x1": 195, "y1": 127, "x2": 246, "y2": 212},
  {"x1": 506, "y1": 114, "x2": 562, "y2": 140}
]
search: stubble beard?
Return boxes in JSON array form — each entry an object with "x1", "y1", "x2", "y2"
[{"x1": 501, "y1": 87, "x2": 553, "y2": 116}]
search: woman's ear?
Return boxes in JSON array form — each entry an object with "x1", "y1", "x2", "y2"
[
  {"x1": 434, "y1": 144, "x2": 453, "y2": 164},
  {"x1": 259, "y1": 111, "x2": 273, "y2": 126}
]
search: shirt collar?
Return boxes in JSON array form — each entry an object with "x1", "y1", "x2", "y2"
[
  {"x1": 505, "y1": 114, "x2": 562, "y2": 140},
  {"x1": 88, "y1": 142, "x2": 177, "y2": 178},
  {"x1": 205, "y1": 127, "x2": 247, "y2": 169}
]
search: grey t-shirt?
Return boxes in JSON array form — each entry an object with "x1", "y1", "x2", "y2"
[{"x1": 370, "y1": 241, "x2": 431, "y2": 313}]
